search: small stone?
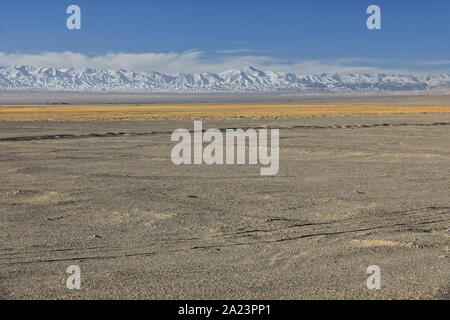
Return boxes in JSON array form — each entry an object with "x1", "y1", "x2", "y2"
[{"x1": 92, "y1": 234, "x2": 102, "y2": 238}]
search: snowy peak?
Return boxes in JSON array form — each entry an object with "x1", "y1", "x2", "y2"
[{"x1": 1, "y1": 65, "x2": 450, "y2": 93}]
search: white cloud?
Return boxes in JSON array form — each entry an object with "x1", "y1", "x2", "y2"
[
  {"x1": 418, "y1": 60, "x2": 450, "y2": 66},
  {"x1": 0, "y1": 51, "x2": 206, "y2": 74},
  {"x1": 215, "y1": 49, "x2": 253, "y2": 54},
  {"x1": 0, "y1": 50, "x2": 428, "y2": 74},
  {"x1": 0, "y1": 50, "x2": 283, "y2": 74}
]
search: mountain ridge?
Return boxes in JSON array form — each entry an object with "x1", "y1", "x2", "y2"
[{"x1": 1, "y1": 65, "x2": 450, "y2": 93}]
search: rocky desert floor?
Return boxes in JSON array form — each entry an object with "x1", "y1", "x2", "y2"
[{"x1": 0, "y1": 113, "x2": 449, "y2": 299}]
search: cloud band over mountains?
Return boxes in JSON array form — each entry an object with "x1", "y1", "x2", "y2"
[{"x1": 1, "y1": 51, "x2": 448, "y2": 75}]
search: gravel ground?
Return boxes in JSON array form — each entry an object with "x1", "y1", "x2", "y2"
[{"x1": 0, "y1": 113, "x2": 449, "y2": 299}]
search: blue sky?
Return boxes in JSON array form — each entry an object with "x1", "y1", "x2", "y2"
[{"x1": 0, "y1": 0, "x2": 449, "y2": 74}]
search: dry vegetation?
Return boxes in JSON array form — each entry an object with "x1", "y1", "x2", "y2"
[{"x1": 1, "y1": 104, "x2": 450, "y2": 121}]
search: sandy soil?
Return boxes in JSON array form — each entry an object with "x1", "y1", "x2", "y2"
[
  {"x1": 2, "y1": 104, "x2": 450, "y2": 121},
  {"x1": 0, "y1": 113, "x2": 449, "y2": 299}
]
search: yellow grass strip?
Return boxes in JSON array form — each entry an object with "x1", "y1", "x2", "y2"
[{"x1": 1, "y1": 104, "x2": 450, "y2": 121}]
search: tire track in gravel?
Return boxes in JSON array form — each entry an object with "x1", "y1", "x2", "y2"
[
  {"x1": 1, "y1": 122, "x2": 449, "y2": 142},
  {"x1": 1, "y1": 206, "x2": 448, "y2": 265}
]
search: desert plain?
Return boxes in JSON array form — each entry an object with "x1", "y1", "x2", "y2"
[{"x1": 0, "y1": 99, "x2": 449, "y2": 299}]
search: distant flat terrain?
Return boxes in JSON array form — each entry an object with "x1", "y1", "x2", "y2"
[
  {"x1": 2, "y1": 91, "x2": 450, "y2": 106},
  {"x1": 0, "y1": 113, "x2": 449, "y2": 299},
  {"x1": 2, "y1": 104, "x2": 450, "y2": 121}
]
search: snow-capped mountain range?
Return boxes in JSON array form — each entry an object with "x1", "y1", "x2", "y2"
[{"x1": 1, "y1": 65, "x2": 450, "y2": 93}]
